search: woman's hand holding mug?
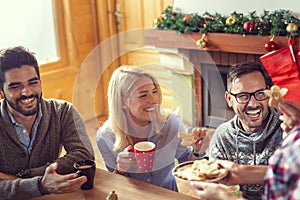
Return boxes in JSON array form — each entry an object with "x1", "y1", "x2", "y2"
[{"x1": 116, "y1": 146, "x2": 136, "y2": 173}]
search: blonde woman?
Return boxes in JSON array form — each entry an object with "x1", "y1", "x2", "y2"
[{"x1": 96, "y1": 65, "x2": 204, "y2": 191}]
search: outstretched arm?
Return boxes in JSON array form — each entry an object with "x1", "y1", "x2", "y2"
[{"x1": 217, "y1": 160, "x2": 267, "y2": 185}]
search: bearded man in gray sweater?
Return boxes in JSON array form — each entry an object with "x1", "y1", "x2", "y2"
[
  {"x1": 208, "y1": 62, "x2": 283, "y2": 200},
  {"x1": 0, "y1": 46, "x2": 94, "y2": 199}
]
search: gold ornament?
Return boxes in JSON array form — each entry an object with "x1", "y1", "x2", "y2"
[
  {"x1": 226, "y1": 16, "x2": 236, "y2": 25},
  {"x1": 153, "y1": 17, "x2": 162, "y2": 25},
  {"x1": 286, "y1": 23, "x2": 299, "y2": 33},
  {"x1": 196, "y1": 34, "x2": 207, "y2": 48},
  {"x1": 106, "y1": 190, "x2": 118, "y2": 200}
]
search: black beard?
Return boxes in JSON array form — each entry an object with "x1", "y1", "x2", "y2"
[{"x1": 5, "y1": 94, "x2": 40, "y2": 116}]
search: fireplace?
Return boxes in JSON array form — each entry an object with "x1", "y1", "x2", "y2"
[{"x1": 201, "y1": 64, "x2": 234, "y2": 128}]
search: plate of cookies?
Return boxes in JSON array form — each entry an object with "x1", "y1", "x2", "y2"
[{"x1": 172, "y1": 159, "x2": 228, "y2": 182}]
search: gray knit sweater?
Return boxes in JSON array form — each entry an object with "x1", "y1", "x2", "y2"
[
  {"x1": 0, "y1": 98, "x2": 94, "y2": 200},
  {"x1": 209, "y1": 108, "x2": 283, "y2": 200}
]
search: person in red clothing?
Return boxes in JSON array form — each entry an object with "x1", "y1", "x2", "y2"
[{"x1": 190, "y1": 100, "x2": 300, "y2": 200}]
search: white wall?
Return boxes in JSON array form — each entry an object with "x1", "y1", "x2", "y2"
[{"x1": 173, "y1": 0, "x2": 300, "y2": 16}]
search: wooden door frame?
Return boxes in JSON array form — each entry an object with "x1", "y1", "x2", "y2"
[{"x1": 92, "y1": 0, "x2": 120, "y2": 121}]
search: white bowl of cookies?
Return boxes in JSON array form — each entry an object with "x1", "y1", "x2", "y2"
[
  {"x1": 173, "y1": 159, "x2": 228, "y2": 182},
  {"x1": 172, "y1": 159, "x2": 228, "y2": 197}
]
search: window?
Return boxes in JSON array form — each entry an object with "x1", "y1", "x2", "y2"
[{"x1": 0, "y1": 0, "x2": 66, "y2": 68}]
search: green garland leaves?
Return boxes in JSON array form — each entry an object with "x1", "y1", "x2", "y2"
[{"x1": 155, "y1": 6, "x2": 300, "y2": 37}]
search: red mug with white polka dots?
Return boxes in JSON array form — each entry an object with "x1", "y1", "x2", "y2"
[{"x1": 131, "y1": 141, "x2": 156, "y2": 172}]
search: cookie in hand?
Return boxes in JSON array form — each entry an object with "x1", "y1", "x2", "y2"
[
  {"x1": 178, "y1": 131, "x2": 197, "y2": 146},
  {"x1": 264, "y1": 85, "x2": 288, "y2": 107}
]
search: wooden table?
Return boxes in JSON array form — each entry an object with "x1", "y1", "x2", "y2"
[{"x1": 32, "y1": 168, "x2": 199, "y2": 200}]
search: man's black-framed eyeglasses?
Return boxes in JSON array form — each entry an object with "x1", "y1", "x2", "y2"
[{"x1": 228, "y1": 89, "x2": 268, "y2": 104}]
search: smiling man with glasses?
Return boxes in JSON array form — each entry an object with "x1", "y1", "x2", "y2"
[{"x1": 208, "y1": 62, "x2": 283, "y2": 200}]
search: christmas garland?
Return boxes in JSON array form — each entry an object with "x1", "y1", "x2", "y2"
[{"x1": 154, "y1": 6, "x2": 300, "y2": 38}]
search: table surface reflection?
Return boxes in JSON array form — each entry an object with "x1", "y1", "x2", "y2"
[{"x1": 32, "y1": 168, "x2": 199, "y2": 200}]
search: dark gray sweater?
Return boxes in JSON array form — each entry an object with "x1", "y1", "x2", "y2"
[
  {"x1": 209, "y1": 108, "x2": 283, "y2": 200},
  {"x1": 0, "y1": 98, "x2": 94, "y2": 199}
]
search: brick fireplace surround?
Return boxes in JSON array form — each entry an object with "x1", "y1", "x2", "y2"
[{"x1": 145, "y1": 30, "x2": 299, "y2": 127}]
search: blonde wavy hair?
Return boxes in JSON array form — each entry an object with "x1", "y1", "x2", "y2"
[{"x1": 107, "y1": 65, "x2": 165, "y2": 151}]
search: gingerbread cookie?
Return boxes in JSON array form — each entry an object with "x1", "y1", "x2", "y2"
[
  {"x1": 178, "y1": 131, "x2": 197, "y2": 146},
  {"x1": 192, "y1": 159, "x2": 227, "y2": 179},
  {"x1": 173, "y1": 164, "x2": 205, "y2": 181},
  {"x1": 264, "y1": 85, "x2": 288, "y2": 107}
]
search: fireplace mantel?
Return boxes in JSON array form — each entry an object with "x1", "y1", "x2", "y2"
[{"x1": 144, "y1": 29, "x2": 299, "y2": 55}]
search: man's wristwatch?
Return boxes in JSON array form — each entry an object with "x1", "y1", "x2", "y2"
[
  {"x1": 16, "y1": 169, "x2": 31, "y2": 178},
  {"x1": 38, "y1": 176, "x2": 50, "y2": 195},
  {"x1": 192, "y1": 150, "x2": 206, "y2": 158}
]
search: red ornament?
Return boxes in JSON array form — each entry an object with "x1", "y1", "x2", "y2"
[
  {"x1": 182, "y1": 15, "x2": 192, "y2": 24},
  {"x1": 265, "y1": 41, "x2": 277, "y2": 52},
  {"x1": 297, "y1": 51, "x2": 300, "y2": 65},
  {"x1": 243, "y1": 21, "x2": 254, "y2": 32}
]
